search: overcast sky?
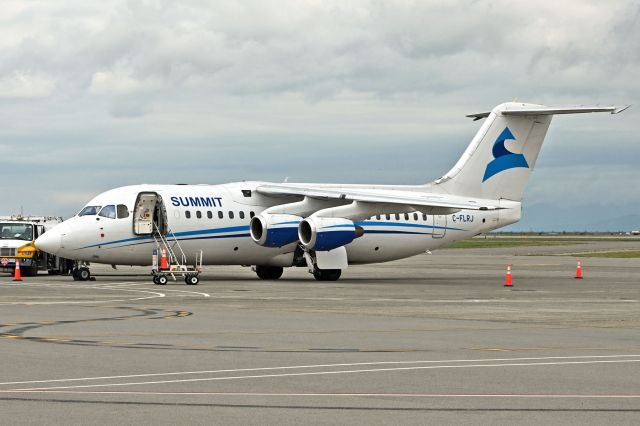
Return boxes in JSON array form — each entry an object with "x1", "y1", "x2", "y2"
[{"x1": 1, "y1": 0, "x2": 638, "y2": 230}]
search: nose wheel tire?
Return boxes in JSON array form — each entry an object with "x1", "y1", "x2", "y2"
[
  {"x1": 185, "y1": 275, "x2": 200, "y2": 285},
  {"x1": 74, "y1": 267, "x2": 91, "y2": 281},
  {"x1": 255, "y1": 266, "x2": 283, "y2": 280},
  {"x1": 313, "y1": 269, "x2": 341, "y2": 281}
]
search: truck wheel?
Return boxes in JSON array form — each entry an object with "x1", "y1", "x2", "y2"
[
  {"x1": 23, "y1": 263, "x2": 39, "y2": 277},
  {"x1": 186, "y1": 275, "x2": 199, "y2": 285},
  {"x1": 157, "y1": 275, "x2": 168, "y2": 285}
]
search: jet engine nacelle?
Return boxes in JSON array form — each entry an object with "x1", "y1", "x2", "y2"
[
  {"x1": 250, "y1": 213, "x2": 302, "y2": 247},
  {"x1": 298, "y1": 217, "x2": 364, "y2": 251}
]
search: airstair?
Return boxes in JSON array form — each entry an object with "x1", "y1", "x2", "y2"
[{"x1": 151, "y1": 222, "x2": 203, "y2": 285}]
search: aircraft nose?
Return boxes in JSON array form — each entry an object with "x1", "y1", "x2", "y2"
[{"x1": 35, "y1": 223, "x2": 70, "y2": 255}]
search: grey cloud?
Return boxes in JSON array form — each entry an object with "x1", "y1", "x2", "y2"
[{"x1": 0, "y1": 0, "x2": 638, "y2": 229}]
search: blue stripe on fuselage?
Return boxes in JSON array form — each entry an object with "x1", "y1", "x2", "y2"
[
  {"x1": 77, "y1": 221, "x2": 466, "y2": 250},
  {"x1": 355, "y1": 221, "x2": 464, "y2": 231},
  {"x1": 78, "y1": 225, "x2": 251, "y2": 250}
]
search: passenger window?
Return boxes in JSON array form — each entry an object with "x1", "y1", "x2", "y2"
[
  {"x1": 98, "y1": 205, "x2": 116, "y2": 219},
  {"x1": 229, "y1": 211, "x2": 234, "y2": 219},
  {"x1": 249, "y1": 211, "x2": 255, "y2": 218},
  {"x1": 376, "y1": 215, "x2": 381, "y2": 220},
  {"x1": 239, "y1": 211, "x2": 245, "y2": 219},
  {"x1": 385, "y1": 214, "x2": 391, "y2": 220},
  {"x1": 196, "y1": 211, "x2": 202, "y2": 219},
  {"x1": 413, "y1": 213, "x2": 418, "y2": 221},
  {"x1": 185, "y1": 210, "x2": 191, "y2": 219},
  {"x1": 207, "y1": 211, "x2": 212, "y2": 219},
  {"x1": 404, "y1": 213, "x2": 409, "y2": 220},
  {"x1": 117, "y1": 205, "x2": 129, "y2": 219},
  {"x1": 395, "y1": 213, "x2": 400, "y2": 220},
  {"x1": 78, "y1": 206, "x2": 101, "y2": 216},
  {"x1": 218, "y1": 211, "x2": 223, "y2": 219},
  {"x1": 423, "y1": 214, "x2": 427, "y2": 221}
]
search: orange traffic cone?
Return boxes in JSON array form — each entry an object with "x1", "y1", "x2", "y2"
[
  {"x1": 504, "y1": 264, "x2": 513, "y2": 287},
  {"x1": 13, "y1": 259, "x2": 22, "y2": 282},
  {"x1": 575, "y1": 260, "x2": 583, "y2": 279},
  {"x1": 160, "y1": 247, "x2": 169, "y2": 270}
]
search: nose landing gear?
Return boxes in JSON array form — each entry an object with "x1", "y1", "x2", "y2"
[{"x1": 72, "y1": 265, "x2": 92, "y2": 281}]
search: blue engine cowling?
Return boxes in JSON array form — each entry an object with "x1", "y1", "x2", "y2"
[
  {"x1": 250, "y1": 214, "x2": 302, "y2": 247},
  {"x1": 298, "y1": 217, "x2": 364, "y2": 251}
]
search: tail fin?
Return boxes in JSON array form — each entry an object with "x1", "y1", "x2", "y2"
[{"x1": 432, "y1": 102, "x2": 627, "y2": 201}]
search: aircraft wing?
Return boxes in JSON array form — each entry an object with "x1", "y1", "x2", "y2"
[{"x1": 255, "y1": 184, "x2": 500, "y2": 211}]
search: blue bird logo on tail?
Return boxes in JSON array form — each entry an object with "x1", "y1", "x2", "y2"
[{"x1": 482, "y1": 127, "x2": 529, "y2": 182}]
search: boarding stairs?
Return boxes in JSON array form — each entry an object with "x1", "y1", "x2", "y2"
[{"x1": 151, "y1": 222, "x2": 202, "y2": 285}]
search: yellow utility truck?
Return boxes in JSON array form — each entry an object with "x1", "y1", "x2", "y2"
[{"x1": 0, "y1": 215, "x2": 73, "y2": 276}]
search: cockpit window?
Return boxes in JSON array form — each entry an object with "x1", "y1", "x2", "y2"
[
  {"x1": 117, "y1": 205, "x2": 129, "y2": 219},
  {"x1": 78, "y1": 206, "x2": 101, "y2": 216},
  {"x1": 98, "y1": 205, "x2": 117, "y2": 219}
]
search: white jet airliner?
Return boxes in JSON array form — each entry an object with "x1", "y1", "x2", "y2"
[{"x1": 35, "y1": 102, "x2": 627, "y2": 283}]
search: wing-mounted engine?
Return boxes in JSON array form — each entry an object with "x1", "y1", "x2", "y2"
[
  {"x1": 298, "y1": 217, "x2": 364, "y2": 251},
  {"x1": 250, "y1": 213, "x2": 301, "y2": 247}
]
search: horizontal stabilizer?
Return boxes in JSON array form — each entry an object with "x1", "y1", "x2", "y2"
[{"x1": 467, "y1": 104, "x2": 630, "y2": 120}]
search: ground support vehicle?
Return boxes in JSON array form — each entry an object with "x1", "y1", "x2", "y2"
[{"x1": 0, "y1": 215, "x2": 74, "y2": 276}]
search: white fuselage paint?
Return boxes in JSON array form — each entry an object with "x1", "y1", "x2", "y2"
[{"x1": 47, "y1": 182, "x2": 519, "y2": 267}]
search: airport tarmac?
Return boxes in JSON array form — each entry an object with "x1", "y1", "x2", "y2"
[{"x1": 1, "y1": 241, "x2": 639, "y2": 425}]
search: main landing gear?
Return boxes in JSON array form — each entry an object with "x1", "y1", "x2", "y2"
[
  {"x1": 254, "y1": 266, "x2": 283, "y2": 280},
  {"x1": 302, "y1": 248, "x2": 343, "y2": 282},
  {"x1": 313, "y1": 269, "x2": 341, "y2": 281},
  {"x1": 253, "y1": 247, "x2": 343, "y2": 282}
]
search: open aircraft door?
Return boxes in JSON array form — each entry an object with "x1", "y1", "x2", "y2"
[
  {"x1": 432, "y1": 215, "x2": 447, "y2": 238},
  {"x1": 133, "y1": 192, "x2": 168, "y2": 236}
]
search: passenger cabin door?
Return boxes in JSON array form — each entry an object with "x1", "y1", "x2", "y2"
[
  {"x1": 432, "y1": 215, "x2": 447, "y2": 238},
  {"x1": 133, "y1": 192, "x2": 167, "y2": 236}
]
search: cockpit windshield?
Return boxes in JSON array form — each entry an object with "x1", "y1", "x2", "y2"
[
  {"x1": 98, "y1": 205, "x2": 117, "y2": 219},
  {"x1": 0, "y1": 223, "x2": 33, "y2": 241},
  {"x1": 78, "y1": 206, "x2": 101, "y2": 216}
]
